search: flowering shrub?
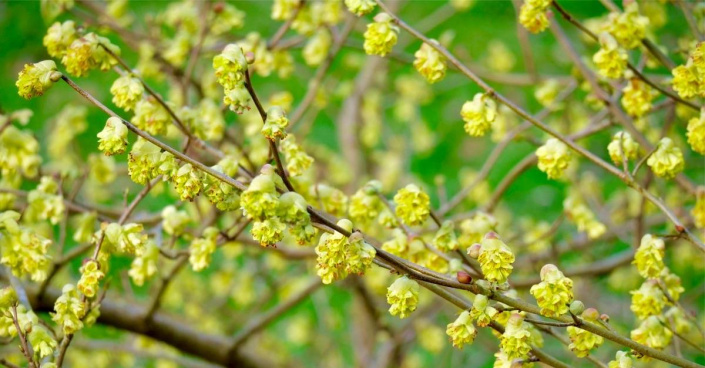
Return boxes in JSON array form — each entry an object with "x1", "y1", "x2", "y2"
[{"x1": 0, "y1": 1, "x2": 704, "y2": 367}]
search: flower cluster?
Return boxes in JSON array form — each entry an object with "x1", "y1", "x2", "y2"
[
  {"x1": 458, "y1": 211, "x2": 497, "y2": 248},
  {"x1": 621, "y1": 79, "x2": 655, "y2": 118},
  {"x1": 316, "y1": 220, "x2": 375, "y2": 284},
  {"x1": 671, "y1": 43, "x2": 705, "y2": 99},
  {"x1": 630, "y1": 279, "x2": 666, "y2": 320},
  {"x1": 52, "y1": 284, "x2": 86, "y2": 335},
  {"x1": 281, "y1": 135, "x2": 314, "y2": 176},
  {"x1": 24, "y1": 176, "x2": 65, "y2": 225},
  {"x1": 519, "y1": 0, "x2": 551, "y2": 33},
  {"x1": 608, "y1": 351, "x2": 633, "y2": 368},
  {"x1": 432, "y1": 220, "x2": 459, "y2": 252},
  {"x1": 203, "y1": 163, "x2": 241, "y2": 212},
  {"x1": 536, "y1": 138, "x2": 571, "y2": 179},
  {"x1": 303, "y1": 29, "x2": 332, "y2": 67},
  {"x1": 62, "y1": 33, "x2": 120, "y2": 77},
  {"x1": 461, "y1": 93, "x2": 497, "y2": 137},
  {"x1": 189, "y1": 227, "x2": 220, "y2": 272},
  {"x1": 646, "y1": 137, "x2": 684, "y2": 179},
  {"x1": 393, "y1": 184, "x2": 430, "y2": 226},
  {"x1": 530, "y1": 264, "x2": 574, "y2": 317},
  {"x1": 631, "y1": 315, "x2": 672, "y2": 350},
  {"x1": 173, "y1": 163, "x2": 203, "y2": 201},
  {"x1": 413, "y1": 40, "x2": 446, "y2": 84},
  {"x1": 633, "y1": 234, "x2": 665, "y2": 279},
  {"x1": 77, "y1": 260, "x2": 105, "y2": 298},
  {"x1": 563, "y1": 191, "x2": 607, "y2": 239},
  {"x1": 567, "y1": 308, "x2": 604, "y2": 357},
  {"x1": 687, "y1": 109, "x2": 705, "y2": 154},
  {"x1": 500, "y1": 313, "x2": 532, "y2": 360},
  {"x1": 345, "y1": 0, "x2": 375, "y2": 16},
  {"x1": 110, "y1": 74, "x2": 144, "y2": 111},
  {"x1": 593, "y1": 33, "x2": 628, "y2": 79},
  {"x1": 43, "y1": 20, "x2": 77, "y2": 58},
  {"x1": 16, "y1": 60, "x2": 62, "y2": 99},
  {"x1": 131, "y1": 98, "x2": 171, "y2": 136},
  {"x1": 0, "y1": 211, "x2": 52, "y2": 281},
  {"x1": 97, "y1": 117, "x2": 129, "y2": 155},
  {"x1": 100, "y1": 222, "x2": 148, "y2": 256},
  {"x1": 279, "y1": 192, "x2": 316, "y2": 245},
  {"x1": 262, "y1": 106, "x2": 290, "y2": 140},
  {"x1": 386, "y1": 276, "x2": 420, "y2": 318},
  {"x1": 607, "y1": 131, "x2": 640, "y2": 165},
  {"x1": 603, "y1": 3, "x2": 649, "y2": 49},
  {"x1": 363, "y1": 13, "x2": 398, "y2": 56},
  {"x1": 446, "y1": 310, "x2": 477, "y2": 348},
  {"x1": 469, "y1": 294, "x2": 498, "y2": 327},
  {"x1": 129, "y1": 240, "x2": 159, "y2": 286},
  {"x1": 28, "y1": 324, "x2": 57, "y2": 359},
  {"x1": 471, "y1": 232, "x2": 515, "y2": 284},
  {"x1": 349, "y1": 181, "x2": 384, "y2": 225}
]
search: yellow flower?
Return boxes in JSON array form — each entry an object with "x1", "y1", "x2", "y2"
[
  {"x1": 630, "y1": 315, "x2": 672, "y2": 349},
  {"x1": 413, "y1": 41, "x2": 447, "y2": 84},
  {"x1": 646, "y1": 137, "x2": 684, "y2": 179},
  {"x1": 189, "y1": 227, "x2": 219, "y2": 271},
  {"x1": 458, "y1": 211, "x2": 497, "y2": 248},
  {"x1": 687, "y1": 109, "x2": 705, "y2": 154},
  {"x1": 131, "y1": 98, "x2": 172, "y2": 136},
  {"x1": 519, "y1": 3, "x2": 549, "y2": 34},
  {"x1": 280, "y1": 135, "x2": 313, "y2": 176},
  {"x1": 241, "y1": 169, "x2": 280, "y2": 221},
  {"x1": 461, "y1": 93, "x2": 497, "y2": 137},
  {"x1": 51, "y1": 284, "x2": 86, "y2": 335},
  {"x1": 530, "y1": 264, "x2": 574, "y2": 317},
  {"x1": 671, "y1": 61, "x2": 703, "y2": 100},
  {"x1": 693, "y1": 190, "x2": 705, "y2": 229},
  {"x1": 344, "y1": 0, "x2": 375, "y2": 16},
  {"x1": 603, "y1": 2, "x2": 649, "y2": 49},
  {"x1": 128, "y1": 240, "x2": 159, "y2": 286},
  {"x1": 161, "y1": 205, "x2": 190, "y2": 236},
  {"x1": 28, "y1": 325, "x2": 57, "y2": 359},
  {"x1": 432, "y1": 220, "x2": 459, "y2": 252},
  {"x1": 252, "y1": 217, "x2": 286, "y2": 246},
  {"x1": 312, "y1": 183, "x2": 349, "y2": 217},
  {"x1": 567, "y1": 309, "x2": 604, "y2": 357},
  {"x1": 632, "y1": 234, "x2": 665, "y2": 279},
  {"x1": 393, "y1": 184, "x2": 430, "y2": 226},
  {"x1": 77, "y1": 260, "x2": 104, "y2": 298},
  {"x1": 469, "y1": 294, "x2": 498, "y2": 327},
  {"x1": 621, "y1": 79, "x2": 655, "y2": 117},
  {"x1": 386, "y1": 276, "x2": 420, "y2": 318},
  {"x1": 476, "y1": 232, "x2": 514, "y2": 284},
  {"x1": 630, "y1": 279, "x2": 666, "y2": 320},
  {"x1": 500, "y1": 313, "x2": 532, "y2": 360},
  {"x1": 608, "y1": 351, "x2": 632, "y2": 368},
  {"x1": 272, "y1": 0, "x2": 299, "y2": 20},
  {"x1": 303, "y1": 29, "x2": 332, "y2": 67},
  {"x1": 128, "y1": 138, "x2": 161, "y2": 185},
  {"x1": 593, "y1": 32, "x2": 628, "y2": 79},
  {"x1": 607, "y1": 131, "x2": 640, "y2": 164},
  {"x1": 43, "y1": 21, "x2": 77, "y2": 58},
  {"x1": 97, "y1": 117, "x2": 129, "y2": 155},
  {"x1": 110, "y1": 74, "x2": 144, "y2": 111},
  {"x1": 0, "y1": 211, "x2": 52, "y2": 282},
  {"x1": 278, "y1": 192, "x2": 315, "y2": 244},
  {"x1": 223, "y1": 84, "x2": 251, "y2": 114},
  {"x1": 536, "y1": 138, "x2": 571, "y2": 180},
  {"x1": 262, "y1": 105, "x2": 289, "y2": 140},
  {"x1": 213, "y1": 44, "x2": 248, "y2": 91},
  {"x1": 661, "y1": 268, "x2": 684, "y2": 302},
  {"x1": 16, "y1": 60, "x2": 61, "y2": 99},
  {"x1": 564, "y1": 190, "x2": 607, "y2": 239},
  {"x1": 446, "y1": 310, "x2": 477, "y2": 348},
  {"x1": 363, "y1": 13, "x2": 398, "y2": 57},
  {"x1": 172, "y1": 163, "x2": 203, "y2": 201},
  {"x1": 62, "y1": 33, "x2": 120, "y2": 77}
]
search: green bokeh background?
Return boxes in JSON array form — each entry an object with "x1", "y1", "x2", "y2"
[{"x1": 1, "y1": 0, "x2": 704, "y2": 367}]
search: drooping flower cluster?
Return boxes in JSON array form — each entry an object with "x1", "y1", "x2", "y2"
[
  {"x1": 129, "y1": 240, "x2": 159, "y2": 286},
  {"x1": 646, "y1": 137, "x2": 684, "y2": 179},
  {"x1": 393, "y1": 184, "x2": 430, "y2": 226},
  {"x1": 262, "y1": 106, "x2": 290, "y2": 140},
  {"x1": 203, "y1": 160, "x2": 241, "y2": 212},
  {"x1": 461, "y1": 93, "x2": 497, "y2": 137},
  {"x1": 446, "y1": 310, "x2": 477, "y2": 348},
  {"x1": 280, "y1": 135, "x2": 314, "y2": 177},
  {"x1": 607, "y1": 131, "x2": 640, "y2": 165},
  {"x1": 52, "y1": 284, "x2": 86, "y2": 335},
  {"x1": 671, "y1": 43, "x2": 705, "y2": 99},
  {"x1": 279, "y1": 192, "x2": 316, "y2": 245},
  {"x1": 608, "y1": 351, "x2": 633, "y2": 368},
  {"x1": 432, "y1": 220, "x2": 459, "y2": 252},
  {"x1": 0, "y1": 124, "x2": 41, "y2": 179},
  {"x1": 687, "y1": 109, "x2": 705, "y2": 154},
  {"x1": 530, "y1": 264, "x2": 574, "y2": 317},
  {"x1": 500, "y1": 313, "x2": 532, "y2": 360},
  {"x1": 0, "y1": 211, "x2": 52, "y2": 281},
  {"x1": 303, "y1": 29, "x2": 332, "y2": 67},
  {"x1": 28, "y1": 324, "x2": 57, "y2": 359},
  {"x1": 349, "y1": 181, "x2": 385, "y2": 226},
  {"x1": 345, "y1": 0, "x2": 375, "y2": 16},
  {"x1": 62, "y1": 33, "x2": 120, "y2": 77},
  {"x1": 131, "y1": 98, "x2": 172, "y2": 136},
  {"x1": 567, "y1": 308, "x2": 604, "y2": 357},
  {"x1": 386, "y1": 276, "x2": 420, "y2": 318},
  {"x1": 458, "y1": 211, "x2": 497, "y2": 248},
  {"x1": 100, "y1": 222, "x2": 148, "y2": 256},
  {"x1": 536, "y1": 138, "x2": 571, "y2": 179},
  {"x1": 24, "y1": 176, "x2": 65, "y2": 225},
  {"x1": 471, "y1": 232, "x2": 515, "y2": 284},
  {"x1": 316, "y1": 220, "x2": 375, "y2": 284},
  {"x1": 97, "y1": 117, "x2": 129, "y2": 155},
  {"x1": 563, "y1": 190, "x2": 607, "y2": 239},
  {"x1": 16, "y1": 60, "x2": 62, "y2": 99},
  {"x1": 363, "y1": 13, "x2": 398, "y2": 56},
  {"x1": 519, "y1": 0, "x2": 551, "y2": 33},
  {"x1": 43, "y1": 20, "x2": 77, "y2": 58},
  {"x1": 631, "y1": 315, "x2": 672, "y2": 350},
  {"x1": 632, "y1": 234, "x2": 665, "y2": 279},
  {"x1": 621, "y1": 79, "x2": 655, "y2": 118},
  {"x1": 413, "y1": 40, "x2": 447, "y2": 84},
  {"x1": 189, "y1": 227, "x2": 220, "y2": 271},
  {"x1": 593, "y1": 33, "x2": 628, "y2": 79},
  {"x1": 630, "y1": 279, "x2": 666, "y2": 320},
  {"x1": 110, "y1": 74, "x2": 144, "y2": 111},
  {"x1": 173, "y1": 163, "x2": 203, "y2": 201},
  {"x1": 77, "y1": 260, "x2": 105, "y2": 298},
  {"x1": 469, "y1": 294, "x2": 498, "y2": 327},
  {"x1": 603, "y1": 3, "x2": 649, "y2": 49}
]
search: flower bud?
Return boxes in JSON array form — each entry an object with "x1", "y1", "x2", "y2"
[
  {"x1": 0, "y1": 286, "x2": 19, "y2": 308},
  {"x1": 467, "y1": 243, "x2": 482, "y2": 259},
  {"x1": 456, "y1": 271, "x2": 472, "y2": 284},
  {"x1": 570, "y1": 300, "x2": 585, "y2": 316},
  {"x1": 582, "y1": 307, "x2": 600, "y2": 321}
]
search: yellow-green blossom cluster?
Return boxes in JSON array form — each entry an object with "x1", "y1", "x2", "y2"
[
  {"x1": 345, "y1": 0, "x2": 375, "y2": 16},
  {"x1": 567, "y1": 308, "x2": 604, "y2": 357},
  {"x1": 469, "y1": 294, "x2": 498, "y2": 327},
  {"x1": 500, "y1": 313, "x2": 532, "y2": 360},
  {"x1": 530, "y1": 264, "x2": 574, "y2": 317},
  {"x1": 24, "y1": 176, "x2": 65, "y2": 225},
  {"x1": 279, "y1": 192, "x2": 316, "y2": 245},
  {"x1": 563, "y1": 191, "x2": 606, "y2": 239},
  {"x1": 0, "y1": 125, "x2": 41, "y2": 178},
  {"x1": 633, "y1": 234, "x2": 665, "y2": 279},
  {"x1": 312, "y1": 183, "x2": 349, "y2": 218},
  {"x1": 608, "y1": 351, "x2": 633, "y2": 368},
  {"x1": 519, "y1": 0, "x2": 550, "y2": 33},
  {"x1": 607, "y1": 131, "x2": 640, "y2": 165},
  {"x1": 630, "y1": 279, "x2": 666, "y2": 320},
  {"x1": 621, "y1": 79, "x2": 655, "y2": 117},
  {"x1": 203, "y1": 161, "x2": 241, "y2": 212},
  {"x1": 303, "y1": 29, "x2": 331, "y2": 67},
  {"x1": 28, "y1": 324, "x2": 57, "y2": 359},
  {"x1": 413, "y1": 40, "x2": 446, "y2": 84},
  {"x1": 189, "y1": 227, "x2": 220, "y2": 271},
  {"x1": 432, "y1": 220, "x2": 459, "y2": 252},
  {"x1": 100, "y1": 222, "x2": 148, "y2": 256},
  {"x1": 603, "y1": 3, "x2": 649, "y2": 49},
  {"x1": 671, "y1": 43, "x2": 705, "y2": 99},
  {"x1": 16, "y1": 60, "x2": 62, "y2": 99},
  {"x1": 687, "y1": 109, "x2": 705, "y2": 154},
  {"x1": 43, "y1": 20, "x2": 77, "y2": 58},
  {"x1": 630, "y1": 315, "x2": 672, "y2": 350},
  {"x1": 52, "y1": 284, "x2": 86, "y2": 335},
  {"x1": 349, "y1": 181, "x2": 384, "y2": 225},
  {"x1": 315, "y1": 220, "x2": 375, "y2": 284},
  {"x1": 110, "y1": 74, "x2": 144, "y2": 111},
  {"x1": 129, "y1": 240, "x2": 159, "y2": 286},
  {"x1": 77, "y1": 260, "x2": 104, "y2": 298},
  {"x1": 172, "y1": 163, "x2": 203, "y2": 201},
  {"x1": 262, "y1": 106, "x2": 290, "y2": 140},
  {"x1": 458, "y1": 212, "x2": 497, "y2": 248},
  {"x1": 281, "y1": 135, "x2": 314, "y2": 177},
  {"x1": 462, "y1": 93, "x2": 497, "y2": 137},
  {"x1": 593, "y1": 33, "x2": 628, "y2": 79},
  {"x1": 97, "y1": 117, "x2": 129, "y2": 155},
  {"x1": 536, "y1": 138, "x2": 571, "y2": 179},
  {"x1": 127, "y1": 138, "x2": 167, "y2": 184},
  {"x1": 386, "y1": 276, "x2": 420, "y2": 318},
  {"x1": 0, "y1": 211, "x2": 52, "y2": 281},
  {"x1": 363, "y1": 13, "x2": 398, "y2": 57},
  {"x1": 161, "y1": 205, "x2": 190, "y2": 236},
  {"x1": 62, "y1": 33, "x2": 120, "y2": 77},
  {"x1": 646, "y1": 137, "x2": 684, "y2": 179},
  {"x1": 472, "y1": 232, "x2": 514, "y2": 284},
  {"x1": 446, "y1": 310, "x2": 477, "y2": 348},
  {"x1": 131, "y1": 98, "x2": 171, "y2": 136},
  {"x1": 393, "y1": 184, "x2": 430, "y2": 226}
]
